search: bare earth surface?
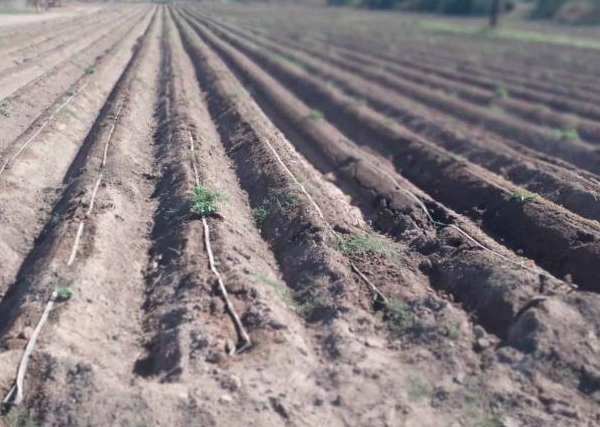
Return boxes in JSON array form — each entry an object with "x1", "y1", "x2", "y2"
[{"x1": 1, "y1": 4, "x2": 600, "y2": 427}]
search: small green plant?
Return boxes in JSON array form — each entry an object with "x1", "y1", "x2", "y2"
[
  {"x1": 55, "y1": 287, "x2": 73, "y2": 301},
  {"x1": 252, "y1": 188, "x2": 302, "y2": 226},
  {"x1": 2, "y1": 410, "x2": 39, "y2": 427},
  {"x1": 450, "y1": 153, "x2": 466, "y2": 163},
  {"x1": 0, "y1": 102, "x2": 10, "y2": 118},
  {"x1": 309, "y1": 109, "x2": 324, "y2": 120},
  {"x1": 474, "y1": 413, "x2": 504, "y2": 427},
  {"x1": 512, "y1": 191, "x2": 537, "y2": 203},
  {"x1": 232, "y1": 86, "x2": 246, "y2": 98},
  {"x1": 595, "y1": 146, "x2": 600, "y2": 154},
  {"x1": 252, "y1": 205, "x2": 270, "y2": 227},
  {"x1": 60, "y1": 107, "x2": 76, "y2": 117},
  {"x1": 385, "y1": 116, "x2": 397, "y2": 127},
  {"x1": 189, "y1": 186, "x2": 227, "y2": 218},
  {"x1": 447, "y1": 322, "x2": 462, "y2": 340},
  {"x1": 407, "y1": 375, "x2": 430, "y2": 400},
  {"x1": 350, "y1": 96, "x2": 368, "y2": 107},
  {"x1": 255, "y1": 272, "x2": 294, "y2": 306},
  {"x1": 339, "y1": 235, "x2": 388, "y2": 257},
  {"x1": 493, "y1": 87, "x2": 509, "y2": 99},
  {"x1": 561, "y1": 126, "x2": 579, "y2": 141},
  {"x1": 386, "y1": 298, "x2": 415, "y2": 335},
  {"x1": 66, "y1": 89, "x2": 78, "y2": 96},
  {"x1": 85, "y1": 65, "x2": 96, "y2": 75}
]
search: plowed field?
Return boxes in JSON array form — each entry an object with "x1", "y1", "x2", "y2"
[{"x1": 1, "y1": 4, "x2": 600, "y2": 427}]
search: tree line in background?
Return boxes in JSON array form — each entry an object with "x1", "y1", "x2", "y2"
[{"x1": 328, "y1": 0, "x2": 500, "y2": 15}]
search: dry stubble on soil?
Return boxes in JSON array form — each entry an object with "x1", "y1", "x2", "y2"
[{"x1": 1, "y1": 3, "x2": 600, "y2": 427}]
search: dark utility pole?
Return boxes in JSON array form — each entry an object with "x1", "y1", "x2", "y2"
[{"x1": 490, "y1": 0, "x2": 501, "y2": 27}]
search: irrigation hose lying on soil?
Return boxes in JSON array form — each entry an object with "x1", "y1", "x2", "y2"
[
  {"x1": 2, "y1": 290, "x2": 58, "y2": 407},
  {"x1": 0, "y1": 80, "x2": 89, "y2": 181},
  {"x1": 189, "y1": 131, "x2": 252, "y2": 354}
]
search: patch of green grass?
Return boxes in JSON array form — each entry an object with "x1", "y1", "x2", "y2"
[
  {"x1": 85, "y1": 65, "x2": 96, "y2": 75},
  {"x1": 0, "y1": 8, "x2": 36, "y2": 15},
  {"x1": 560, "y1": 126, "x2": 579, "y2": 141},
  {"x1": 418, "y1": 21, "x2": 600, "y2": 50},
  {"x1": 60, "y1": 107, "x2": 76, "y2": 118},
  {"x1": 189, "y1": 186, "x2": 228, "y2": 218},
  {"x1": 272, "y1": 53, "x2": 305, "y2": 72},
  {"x1": 0, "y1": 102, "x2": 10, "y2": 118},
  {"x1": 252, "y1": 205, "x2": 270, "y2": 227},
  {"x1": 252, "y1": 188, "x2": 302, "y2": 226},
  {"x1": 385, "y1": 116, "x2": 398, "y2": 127},
  {"x1": 450, "y1": 153, "x2": 466, "y2": 163},
  {"x1": 386, "y1": 298, "x2": 415, "y2": 336},
  {"x1": 255, "y1": 272, "x2": 294, "y2": 306},
  {"x1": 309, "y1": 109, "x2": 324, "y2": 120},
  {"x1": 512, "y1": 191, "x2": 537, "y2": 203},
  {"x1": 339, "y1": 235, "x2": 388, "y2": 257},
  {"x1": 232, "y1": 86, "x2": 247, "y2": 98},
  {"x1": 350, "y1": 96, "x2": 368, "y2": 107},
  {"x1": 493, "y1": 87, "x2": 509, "y2": 99},
  {"x1": 407, "y1": 375, "x2": 431, "y2": 401},
  {"x1": 447, "y1": 322, "x2": 462, "y2": 340},
  {"x1": 474, "y1": 413, "x2": 504, "y2": 427},
  {"x1": 2, "y1": 410, "x2": 39, "y2": 427},
  {"x1": 56, "y1": 287, "x2": 73, "y2": 301}
]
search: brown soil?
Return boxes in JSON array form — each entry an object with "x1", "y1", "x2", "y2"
[{"x1": 2, "y1": 4, "x2": 600, "y2": 427}]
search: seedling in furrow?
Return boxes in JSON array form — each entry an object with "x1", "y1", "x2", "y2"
[
  {"x1": 493, "y1": 86, "x2": 509, "y2": 99},
  {"x1": 85, "y1": 65, "x2": 97, "y2": 75},
  {"x1": 512, "y1": 191, "x2": 537, "y2": 203},
  {"x1": 254, "y1": 272, "x2": 294, "y2": 307},
  {"x1": 56, "y1": 287, "x2": 74, "y2": 302},
  {"x1": 385, "y1": 298, "x2": 415, "y2": 336},
  {"x1": 189, "y1": 186, "x2": 228, "y2": 218},
  {"x1": 450, "y1": 153, "x2": 466, "y2": 163},
  {"x1": 66, "y1": 89, "x2": 78, "y2": 97},
  {"x1": 252, "y1": 188, "x2": 302, "y2": 226},
  {"x1": 406, "y1": 375, "x2": 431, "y2": 401},
  {"x1": 1, "y1": 409, "x2": 39, "y2": 427},
  {"x1": 0, "y1": 102, "x2": 10, "y2": 118},
  {"x1": 309, "y1": 109, "x2": 325, "y2": 120},
  {"x1": 561, "y1": 126, "x2": 580, "y2": 141}
]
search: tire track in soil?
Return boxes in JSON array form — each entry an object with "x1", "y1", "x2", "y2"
[
  {"x1": 0, "y1": 6, "x2": 152, "y2": 153},
  {"x1": 173, "y1": 8, "x2": 600, "y2": 426},
  {"x1": 193, "y1": 14, "x2": 600, "y2": 225},
  {"x1": 0, "y1": 8, "x2": 156, "y2": 296}
]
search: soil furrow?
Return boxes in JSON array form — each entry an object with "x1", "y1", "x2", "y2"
[
  {"x1": 0, "y1": 7, "x2": 127, "y2": 75},
  {"x1": 175, "y1": 7, "x2": 600, "y2": 425},
  {"x1": 0, "y1": 9, "x2": 155, "y2": 295},
  {"x1": 172, "y1": 9, "x2": 597, "y2": 426},
  {"x1": 193, "y1": 14, "x2": 600, "y2": 224},
  {"x1": 183, "y1": 12, "x2": 600, "y2": 294},
  {"x1": 0, "y1": 9, "x2": 139, "y2": 102},
  {"x1": 0, "y1": 7, "x2": 151, "y2": 154},
  {"x1": 0, "y1": 6, "x2": 161, "y2": 424}
]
